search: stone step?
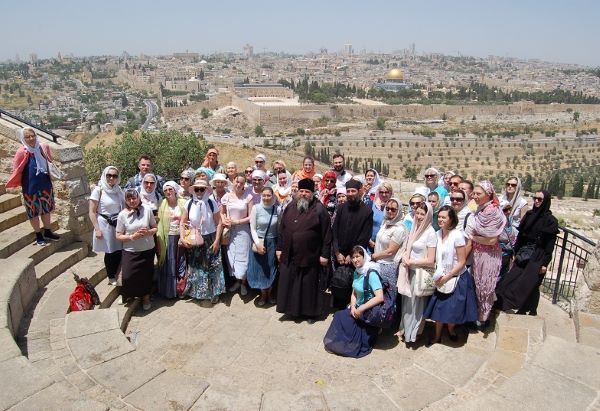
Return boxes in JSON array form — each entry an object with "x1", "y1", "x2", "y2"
[
  {"x1": 69, "y1": 252, "x2": 108, "y2": 287},
  {"x1": 9, "y1": 229, "x2": 73, "y2": 265},
  {"x1": 0, "y1": 192, "x2": 21, "y2": 213},
  {"x1": 0, "y1": 218, "x2": 59, "y2": 259},
  {"x1": 117, "y1": 299, "x2": 140, "y2": 332},
  {"x1": 93, "y1": 280, "x2": 120, "y2": 309},
  {"x1": 0, "y1": 183, "x2": 5, "y2": 195},
  {"x1": 0, "y1": 205, "x2": 28, "y2": 233},
  {"x1": 35, "y1": 242, "x2": 89, "y2": 288}
]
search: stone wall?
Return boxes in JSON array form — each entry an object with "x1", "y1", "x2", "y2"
[
  {"x1": 162, "y1": 93, "x2": 233, "y2": 120},
  {"x1": 575, "y1": 243, "x2": 600, "y2": 314},
  {"x1": 0, "y1": 120, "x2": 93, "y2": 245}
]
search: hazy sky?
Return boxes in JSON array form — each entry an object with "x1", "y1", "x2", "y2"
[{"x1": 2, "y1": 0, "x2": 599, "y2": 66}]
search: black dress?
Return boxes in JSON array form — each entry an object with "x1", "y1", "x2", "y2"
[{"x1": 495, "y1": 191, "x2": 558, "y2": 314}]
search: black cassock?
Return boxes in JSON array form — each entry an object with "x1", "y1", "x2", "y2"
[{"x1": 276, "y1": 198, "x2": 331, "y2": 318}]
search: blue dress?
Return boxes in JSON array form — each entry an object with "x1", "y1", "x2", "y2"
[
  {"x1": 22, "y1": 155, "x2": 54, "y2": 218},
  {"x1": 424, "y1": 269, "x2": 478, "y2": 324},
  {"x1": 247, "y1": 204, "x2": 279, "y2": 290},
  {"x1": 323, "y1": 268, "x2": 382, "y2": 358}
]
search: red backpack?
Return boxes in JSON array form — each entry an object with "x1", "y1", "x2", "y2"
[{"x1": 67, "y1": 274, "x2": 100, "y2": 313}]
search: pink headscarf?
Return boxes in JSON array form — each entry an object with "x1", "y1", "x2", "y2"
[
  {"x1": 397, "y1": 202, "x2": 433, "y2": 297},
  {"x1": 465, "y1": 181, "x2": 505, "y2": 239}
]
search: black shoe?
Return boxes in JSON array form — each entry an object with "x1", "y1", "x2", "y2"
[
  {"x1": 426, "y1": 337, "x2": 441, "y2": 347},
  {"x1": 448, "y1": 332, "x2": 458, "y2": 342},
  {"x1": 306, "y1": 318, "x2": 316, "y2": 324},
  {"x1": 44, "y1": 229, "x2": 60, "y2": 241},
  {"x1": 35, "y1": 232, "x2": 47, "y2": 246}
]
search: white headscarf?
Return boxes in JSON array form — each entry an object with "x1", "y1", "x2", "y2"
[
  {"x1": 19, "y1": 127, "x2": 48, "y2": 176},
  {"x1": 163, "y1": 180, "x2": 183, "y2": 197},
  {"x1": 251, "y1": 169, "x2": 267, "y2": 183},
  {"x1": 365, "y1": 169, "x2": 382, "y2": 197},
  {"x1": 98, "y1": 166, "x2": 123, "y2": 195},
  {"x1": 139, "y1": 173, "x2": 158, "y2": 209},
  {"x1": 354, "y1": 246, "x2": 380, "y2": 276}
]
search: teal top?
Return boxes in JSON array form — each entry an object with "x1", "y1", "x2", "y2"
[{"x1": 352, "y1": 269, "x2": 382, "y2": 307}]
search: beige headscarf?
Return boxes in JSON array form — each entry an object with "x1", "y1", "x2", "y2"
[{"x1": 397, "y1": 202, "x2": 433, "y2": 297}]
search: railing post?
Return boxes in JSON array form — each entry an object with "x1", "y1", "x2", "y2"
[{"x1": 552, "y1": 230, "x2": 569, "y2": 304}]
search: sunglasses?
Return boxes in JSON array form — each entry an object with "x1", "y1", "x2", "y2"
[
  {"x1": 255, "y1": 160, "x2": 264, "y2": 164},
  {"x1": 194, "y1": 187, "x2": 206, "y2": 193},
  {"x1": 533, "y1": 196, "x2": 544, "y2": 202},
  {"x1": 409, "y1": 201, "x2": 422, "y2": 207},
  {"x1": 143, "y1": 181, "x2": 156, "y2": 185},
  {"x1": 450, "y1": 197, "x2": 465, "y2": 202},
  {"x1": 106, "y1": 173, "x2": 118, "y2": 178},
  {"x1": 180, "y1": 176, "x2": 190, "y2": 181},
  {"x1": 424, "y1": 174, "x2": 436, "y2": 178},
  {"x1": 385, "y1": 207, "x2": 398, "y2": 212},
  {"x1": 325, "y1": 179, "x2": 336, "y2": 183},
  {"x1": 379, "y1": 190, "x2": 390, "y2": 194},
  {"x1": 450, "y1": 181, "x2": 460, "y2": 186},
  {"x1": 245, "y1": 170, "x2": 253, "y2": 174},
  {"x1": 506, "y1": 183, "x2": 517, "y2": 188}
]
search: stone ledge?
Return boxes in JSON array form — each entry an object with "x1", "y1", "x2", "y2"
[
  {"x1": 66, "y1": 308, "x2": 120, "y2": 339},
  {"x1": 0, "y1": 258, "x2": 36, "y2": 336}
]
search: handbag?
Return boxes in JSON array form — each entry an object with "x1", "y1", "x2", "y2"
[
  {"x1": 252, "y1": 205, "x2": 275, "y2": 255},
  {"x1": 362, "y1": 269, "x2": 397, "y2": 329},
  {"x1": 515, "y1": 243, "x2": 536, "y2": 267},
  {"x1": 436, "y1": 275, "x2": 459, "y2": 294},
  {"x1": 413, "y1": 267, "x2": 436, "y2": 297},
  {"x1": 221, "y1": 227, "x2": 231, "y2": 246},
  {"x1": 183, "y1": 222, "x2": 204, "y2": 246}
]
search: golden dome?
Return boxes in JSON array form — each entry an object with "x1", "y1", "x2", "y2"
[{"x1": 386, "y1": 68, "x2": 404, "y2": 81}]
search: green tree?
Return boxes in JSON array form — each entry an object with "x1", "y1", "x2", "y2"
[
  {"x1": 586, "y1": 176, "x2": 596, "y2": 199},
  {"x1": 254, "y1": 125, "x2": 265, "y2": 137},
  {"x1": 121, "y1": 94, "x2": 128, "y2": 108},
  {"x1": 201, "y1": 108, "x2": 210, "y2": 119},
  {"x1": 376, "y1": 117, "x2": 386, "y2": 131},
  {"x1": 573, "y1": 111, "x2": 580, "y2": 122},
  {"x1": 297, "y1": 128, "x2": 305, "y2": 136},
  {"x1": 83, "y1": 130, "x2": 207, "y2": 183},
  {"x1": 572, "y1": 176, "x2": 584, "y2": 197}
]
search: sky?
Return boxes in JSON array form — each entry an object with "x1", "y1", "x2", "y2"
[{"x1": 2, "y1": 0, "x2": 599, "y2": 66}]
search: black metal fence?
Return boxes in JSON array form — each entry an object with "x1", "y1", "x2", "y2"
[
  {"x1": 0, "y1": 108, "x2": 59, "y2": 143},
  {"x1": 542, "y1": 226, "x2": 597, "y2": 305}
]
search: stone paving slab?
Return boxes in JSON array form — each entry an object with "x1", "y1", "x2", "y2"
[
  {"x1": 260, "y1": 390, "x2": 327, "y2": 411},
  {"x1": 531, "y1": 335, "x2": 600, "y2": 390},
  {"x1": 66, "y1": 308, "x2": 119, "y2": 339},
  {"x1": 124, "y1": 369, "x2": 209, "y2": 411},
  {"x1": 67, "y1": 328, "x2": 134, "y2": 370},
  {"x1": 87, "y1": 351, "x2": 165, "y2": 398},
  {"x1": 0, "y1": 356, "x2": 54, "y2": 409},
  {"x1": 0, "y1": 327, "x2": 21, "y2": 362},
  {"x1": 9, "y1": 380, "x2": 108, "y2": 411},
  {"x1": 321, "y1": 381, "x2": 400, "y2": 410},
  {"x1": 192, "y1": 384, "x2": 263, "y2": 411}
]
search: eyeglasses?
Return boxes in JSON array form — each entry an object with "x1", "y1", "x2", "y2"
[
  {"x1": 143, "y1": 181, "x2": 156, "y2": 185},
  {"x1": 385, "y1": 207, "x2": 398, "y2": 212},
  {"x1": 180, "y1": 176, "x2": 190, "y2": 181},
  {"x1": 194, "y1": 187, "x2": 206, "y2": 193},
  {"x1": 533, "y1": 196, "x2": 544, "y2": 202},
  {"x1": 506, "y1": 183, "x2": 517, "y2": 188},
  {"x1": 106, "y1": 174, "x2": 118, "y2": 179},
  {"x1": 409, "y1": 201, "x2": 422, "y2": 207},
  {"x1": 450, "y1": 197, "x2": 465, "y2": 202},
  {"x1": 424, "y1": 174, "x2": 436, "y2": 178}
]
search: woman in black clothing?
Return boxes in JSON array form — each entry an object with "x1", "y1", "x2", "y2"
[{"x1": 495, "y1": 190, "x2": 558, "y2": 315}]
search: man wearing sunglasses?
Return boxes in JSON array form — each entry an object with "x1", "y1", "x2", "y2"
[{"x1": 124, "y1": 155, "x2": 165, "y2": 197}]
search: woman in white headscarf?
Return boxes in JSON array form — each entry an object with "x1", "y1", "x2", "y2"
[
  {"x1": 88, "y1": 166, "x2": 126, "y2": 285},
  {"x1": 499, "y1": 176, "x2": 528, "y2": 230},
  {"x1": 138, "y1": 173, "x2": 162, "y2": 215},
  {"x1": 324, "y1": 245, "x2": 384, "y2": 358},
  {"x1": 7, "y1": 127, "x2": 60, "y2": 246},
  {"x1": 156, "y1": 181, "x2": 187, "y2": 298},
  {"x1": 396, "y1": 202, "x2": 437, "y2": 344}
]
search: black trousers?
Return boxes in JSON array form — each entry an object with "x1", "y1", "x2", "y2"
[{"x1": 104, "y1": 250, "x2": 122, "y2": 279}]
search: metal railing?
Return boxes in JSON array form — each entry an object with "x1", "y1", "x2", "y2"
[
  {"x1": 0, "y1": 108, "x2": 60, "y2": 143},
  {"x1": 542, "y1": 226, "x2": 597, "y2": 305}
]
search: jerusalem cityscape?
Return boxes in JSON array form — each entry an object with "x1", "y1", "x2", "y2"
[{"x1": 1, "y1": 1, "x2": 600, "y2": 410}]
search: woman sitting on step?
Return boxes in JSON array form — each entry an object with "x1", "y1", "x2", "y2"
[
  {"x1": 89, "y1": 166, "x2": 125, "y2": 286},
  {"x1": 6, "y1": 127, "x2": 61, "y2": 246}
]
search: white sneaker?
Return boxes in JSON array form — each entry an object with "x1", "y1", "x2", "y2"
[
  {"x1": 108, "y1": 279, "x2": 117, "y2": 286},
  {"x1": 117, "y1": 296, "x2": 124, "y2": 305},
  {"x1": 228, "y1": 281, "x2": 241, "y2": 293},
  {"x1": 240, "y1": 284, "x2": 248, "y2": 296}
]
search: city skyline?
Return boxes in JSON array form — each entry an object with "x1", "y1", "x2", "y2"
[{"x1": 2, "y1": 0, "x2": 600, "y2": 66}]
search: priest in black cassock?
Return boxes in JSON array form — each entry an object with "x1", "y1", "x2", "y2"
[{"x1": 276, "y1": 178, "x2": 332, "y2": 323}]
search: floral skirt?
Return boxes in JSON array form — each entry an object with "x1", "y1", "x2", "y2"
[{"x1": 184, "y1": 232, "x2": 225, "y2": 300}]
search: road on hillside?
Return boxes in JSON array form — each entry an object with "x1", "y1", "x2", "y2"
[{"x1": 142, "y1": 100, "x2": 158, "y2": 130}]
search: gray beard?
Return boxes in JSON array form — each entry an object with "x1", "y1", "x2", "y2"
[{"x1": 297, "y1": 198, "x2": 309, "y2": 212}]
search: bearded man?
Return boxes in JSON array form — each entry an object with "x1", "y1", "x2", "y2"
[{"x1": 276, "y1": 178, "x2": 331, "y2": 323}]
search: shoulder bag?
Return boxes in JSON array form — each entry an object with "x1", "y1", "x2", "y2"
[
  {"x1": 252, "y1": 206, "x2": 275, "y2": 254},
  {"x1": 514, "y1": 243, "x2": 536, "y2": 267},
  {"x1": 413, "y1": 267, "x2": 436, "y2": 297}
]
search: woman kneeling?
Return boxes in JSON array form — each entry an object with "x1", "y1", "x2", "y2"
[{"x1": 323, "y1": 246, "x2": 384, "y2": 358}]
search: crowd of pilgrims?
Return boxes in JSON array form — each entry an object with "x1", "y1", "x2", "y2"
[{"x1": 8, "y1": 128, "x2": 558, "y2": 359}]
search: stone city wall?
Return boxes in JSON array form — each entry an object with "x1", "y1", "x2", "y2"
[
  {"x1": 163, "y1": 93, "x2": 233, "y2": 120},
  {"x1": 0, "y1": 121, "x2": 93, "y2": 245}
]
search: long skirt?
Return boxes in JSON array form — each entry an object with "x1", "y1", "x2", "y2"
[
  {"x1": 121, "y1": 248, "x2": 154, "y2": 299},
  {"x1": 158, "y1": 235, "x2": 185, "y2": 299},
  {"x1": 399, "y1": 270, "x2": 429, "y2": 342},
  {"x1": 276, "y1": 262, "x2": 324, "y2": 318},
  {"x1": 226, "y1": 224, "x2": 251, "y2": 280},
  {"x1": 185, "y1": 232, "x2": 225, "y2": 300},
  {"x1": 424, "y1": 269, "x2": 478, "y2": 324},
  {"x1": 247, "y1": 237, "x2": 277, "y2": 290},
  {"x1": 323, "y1": 308, "x2": 378, "y2": 358},
  {"x1": 472, "y1": 242, "x2": 502, "y2": 321}
]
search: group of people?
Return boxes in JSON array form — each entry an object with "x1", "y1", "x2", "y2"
[{"x1": 7, "y1": 127, "x2": 559, "y2": 359}]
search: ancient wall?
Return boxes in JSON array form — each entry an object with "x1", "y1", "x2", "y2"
[
  {"x1": 0, "y1": 120, "x2": 93, "y2": 245},
  {"x1": 162, "y1": 93, "x2": 233, "y2": 119}
]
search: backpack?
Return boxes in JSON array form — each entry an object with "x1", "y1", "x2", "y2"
[
  {"x1": 361, "y1": 269, "x2": 397, "y2": 328},
  {"x1": 67, "y1": 274, "x2": 100, "y2": 313}
]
